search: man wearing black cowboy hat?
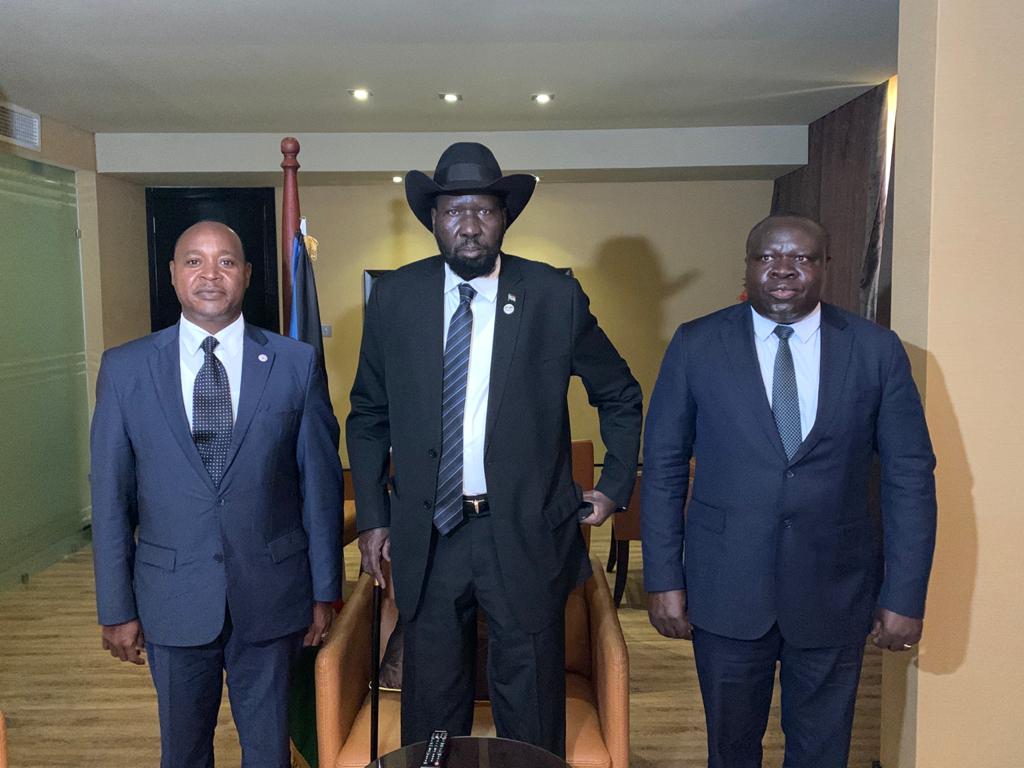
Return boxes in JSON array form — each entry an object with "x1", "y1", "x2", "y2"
[{"x1": 347, "y1": 142, "x2": 642, "y2": 755}]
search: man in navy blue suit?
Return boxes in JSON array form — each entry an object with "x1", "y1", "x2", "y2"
[
  {"x1": 91, "y1": 221, "x2": 343, "y2": 767},
  {"x1": 642, "y1": 215, "x2": 937, "y2": 767}
]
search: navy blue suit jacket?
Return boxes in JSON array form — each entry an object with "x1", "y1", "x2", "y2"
[
  {"x1": 641, "y1": 302, "x2": 936, "y2": 648},
  {"x1": 90, "y1": 322, "x2": 343, "y2": 646}
]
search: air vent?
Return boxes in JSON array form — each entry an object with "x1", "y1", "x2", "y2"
[{"x1": 0, "y1": 101, "x2": 41, "y2": 151}]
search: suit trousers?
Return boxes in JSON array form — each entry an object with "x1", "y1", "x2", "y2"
[
  {"x1": 691, "y1": 623, "x2": 865, "y2": 768},
  {"x1": 147, "y1": 607, "x2": 304, "y2": 768},
  {"x1": 400, "y1": 514, "x2": 566, "y2": 757}
]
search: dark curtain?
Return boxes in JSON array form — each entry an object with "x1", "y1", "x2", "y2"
[{"x1": 771, "y1": 81, "x2": 894, "y2": 326}]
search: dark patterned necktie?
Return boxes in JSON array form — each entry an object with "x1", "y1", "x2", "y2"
[
  {"x1": 193, "y1": 336, "x2": 233, "y2": 486},
  {"x1": 434, "y1": 283, "x2": 476, "y2": 535},
  {"x1": 772, "y1": 325, "x2": 802, "y2": 460}
]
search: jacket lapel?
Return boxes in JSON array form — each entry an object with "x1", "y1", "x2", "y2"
[
  {"x1": 721, "y1": 304, "x2": 789, "y2": 463},
  {"x1": 220, "y1": 324, "x2": 275, "y2": 480},
  {"x1": 149, "y1": 325, "x2": 217, "y2": 493},
  {"x1": 413, "y1": 258, "x2": 446, "y2": 443},
  {"x1": 789, "y1": 303, "x2": 853, "y2": 465},
  {"x1": 485, "y1": 255, "x2": 524, "y2": 455}
]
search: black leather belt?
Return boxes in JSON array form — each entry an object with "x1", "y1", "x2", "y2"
[{"x1": 462, "y1": 494, "x2": 490, "y2": 517}]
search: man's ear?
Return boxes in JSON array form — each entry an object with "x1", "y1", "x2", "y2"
[
  {"x1": 244, "y1": 261, "x2": 253, "y2": 289},
  {"x1": 430, "y1": 207, "x2": 437, "y2": 231},
  {"x1": 168, "y1": 259, "x2": 176, "y2": 287}
]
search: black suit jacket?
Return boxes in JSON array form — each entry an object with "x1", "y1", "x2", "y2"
[
  {"x1": 347, "y1": 254, "x2": 642, "y2": 632},
  {"x1": 641, "y1": 302, "x2": 937, "y2": 648}
]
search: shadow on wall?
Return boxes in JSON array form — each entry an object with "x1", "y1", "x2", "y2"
[
  {"x1": 883, "y1": 343, "x2": 976, "y2": 754},
  {"x1": 916, "y1": 345, "x2": 975, "y2": 677},
  {"x1": 573, "y1": 235, "x2": 699, "y2": 384}
]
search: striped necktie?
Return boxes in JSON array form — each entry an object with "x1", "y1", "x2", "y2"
[
  {"x1": 772, "y1": 325, "x2": 802, "y2": 460},
  {"x1": 192, "y1": 335, "x2": 233, "y2": 486},
  {"x1": 434, "y1": 283, "x2": 477, "y2": 534}
]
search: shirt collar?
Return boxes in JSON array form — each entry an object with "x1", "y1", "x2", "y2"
[
  {"x1": 443, "y1": 255, "x2": 501, "y2": 304},
  {"x1": 750, "y1": 303, "x2": 822, "y2": 345},
  {"x1": 179, "y1": 313, "x2": 246, "y2": 355}
]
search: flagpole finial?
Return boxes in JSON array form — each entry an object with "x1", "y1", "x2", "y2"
[
  {"x1": 281, "y1": 137, "x2": 302, "y2": 331},
  {"x1": 281, "y1": 136, "x2": 300, "y2": 162}
]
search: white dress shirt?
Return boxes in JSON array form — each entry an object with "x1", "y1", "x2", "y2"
[
  {"x1": 179, "y1": 313, "x2": 245, "y2": 430},
  {"x1": 442, "y1": 259, "x2": 499, "y2": 495},
  {"x1": 750, "y1": 303, "x2": 821, "y2": 440}
]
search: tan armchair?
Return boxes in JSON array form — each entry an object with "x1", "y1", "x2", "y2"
[{"x1": 315, "y1": 556, "x2": 629, "y2": 768}]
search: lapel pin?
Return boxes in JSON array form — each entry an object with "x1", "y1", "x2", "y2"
[
  {"x1": 507, "y1": 293, "x2": 517, "y2": 302},
  {"x1": 503, "y1": 303, "x2": 515, "y2": 315},
  {"x1": 258, "y1": 353, "x2": 268, "y2": 362}
]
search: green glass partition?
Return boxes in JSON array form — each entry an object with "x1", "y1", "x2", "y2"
[{"x1": 0, "y1": 153, "x2": 91, "y2": 589}]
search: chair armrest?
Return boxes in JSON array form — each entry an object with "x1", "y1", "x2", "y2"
[
  {"x1": 586, "y1": 558, "x2": 630, "y2": 768},
  {"x1": 316, "y1": 572, "x2": 373, "y2": 768}
]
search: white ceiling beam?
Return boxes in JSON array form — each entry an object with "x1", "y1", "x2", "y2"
[{"x1": 95, "y1": 126, "x2": 806, "y2": 176}]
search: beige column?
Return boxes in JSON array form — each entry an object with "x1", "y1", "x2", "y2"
[{"x1": 888, "y1": 0, "x2": 1024, "y2": 764}]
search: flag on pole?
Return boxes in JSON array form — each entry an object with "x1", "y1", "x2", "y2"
[
  {"x1": 288, "y1": 231, "x2": 328, "y2": 390},
  {"x1": 287, "y1": 228, "x2": 327, "y2": 768}
]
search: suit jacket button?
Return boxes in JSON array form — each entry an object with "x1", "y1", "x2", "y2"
[
  {"x1": 782, "y1": 519, "x2": 792, "y2": 529},
  {"x1": 786, "y1": 470, "x2": 795, "y2": 479},
  {"x1": 218, "y1": 498, "x2": 226, "y2": 506},
  {"x1": 423, "y1": 500, "x2": 432, "y2": 509},
  {"x1": 214, "y1": 553, "x2": 224, "y2": 563},
  {"x1": 428, "y1": 449, "x2": 438, "y2": 459}
]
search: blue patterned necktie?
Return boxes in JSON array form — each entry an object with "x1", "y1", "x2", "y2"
[
  {"x1": 193, "y1": 336, "x2": 233, "y2": 487},
  {"x1": 772, "y1": 325, "x2": 802, "y2": 460},
  {"x1": 434, "y1": 283, "x2": 477, "y2": 535}
]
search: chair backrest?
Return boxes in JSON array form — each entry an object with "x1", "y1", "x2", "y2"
[
  {"x1": 571, "y1": 440, "x2": 595, "y2": 492},
  {"x1": 572, "y1": 440, "x2": 595, "y2": 550},
  {"x1": 613, "y1": 475, "x2": 642, "y2": 541},
  {"x1": 342, "y1": 467, "x2": 355, "y2": 500},
  {"x1": 1, "y1": 710, "x2": 8, "y2": 768}
]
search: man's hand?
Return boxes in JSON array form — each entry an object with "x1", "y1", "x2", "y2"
[
  {"x1": 303, "y1": 601, "x2": 335, "y2": 647},
  {"x1": 358, "y1": 526, "x2": 391, "y2": 590},
  {"x1": 101, "y1": 619, "x2": 145, "y2": 665},
  {"x1": 870, "y1": 607, "x2": 923, "y2": 651},
  {"x1": 648, "y1": 589, "x2": 693, "y2": 640},
  {"x1": 579, "y1": 489, "x2": 617, "y2": 527}
]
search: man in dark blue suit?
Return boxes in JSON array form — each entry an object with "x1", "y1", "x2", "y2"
[
  {"x1": 642, "y1": 215, "x2": 937, "y2": 767},
  {"x1": 91, "y1": 221, "x2": 343, "y2": 767}
]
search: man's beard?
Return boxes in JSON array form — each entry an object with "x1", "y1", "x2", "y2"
[{"x1": 438, "y1": 236, "x2": 502, "y2": 280}]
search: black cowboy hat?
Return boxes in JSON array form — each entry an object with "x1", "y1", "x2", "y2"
[{"x1": 405, "y1": 142, "x2": 537, "y2": 231}]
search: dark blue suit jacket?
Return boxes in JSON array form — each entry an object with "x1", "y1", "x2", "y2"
[
  {"x1": 642, "y1": 302, "x2": 936, "y2": 648},
  {"x1": 90, "y1": 322, "x2": 343, "y2": 646}
]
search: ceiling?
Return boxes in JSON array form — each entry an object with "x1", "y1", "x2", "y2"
[{"x1": 0, "y1": 0, "x2": 897, "y2": 134}]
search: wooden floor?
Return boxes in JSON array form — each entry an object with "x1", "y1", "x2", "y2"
[{"x1": 0, "y1": 525, "x2": 880, "y2": 767}]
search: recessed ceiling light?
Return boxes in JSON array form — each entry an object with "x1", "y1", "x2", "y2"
[
  {"x1": 439, "y1": 93, "x2": 462, "y2": 103},
  {"x1": 392, "y1": 176, "x2": 403, "y2": 184},
  {"x1": 531, "y1": 93, "x2": 554, "y2": 105},
  {"x1": 349, "y1": 88, "x2": 372, "y2": 101}
]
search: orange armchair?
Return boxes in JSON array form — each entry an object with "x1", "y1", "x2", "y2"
[{"x1": 315, "y1": 557, "x2": 629, "y2": 768}]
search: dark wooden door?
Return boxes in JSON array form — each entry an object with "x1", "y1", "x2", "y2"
[{"x1": 146, "y1": 188, "x2": 279, "y2": 332}]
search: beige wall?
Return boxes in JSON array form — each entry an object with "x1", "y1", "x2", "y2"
[
  {"x1": 0, "y1": 114, "x2": 96, "y2": 172},
  {"x1": 889, "y1": 0, "x2": 1024, "y2": 764},
  {"x1": 285, "y1": 179, "x2": 772, "y2": 463},
  {"x1": 94, "y1": 175, "x2": 150, "y2": 348}
]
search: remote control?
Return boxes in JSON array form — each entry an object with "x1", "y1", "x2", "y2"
[{"x1": 420, "y1": 729, "x2": 449, "y2": 767}]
